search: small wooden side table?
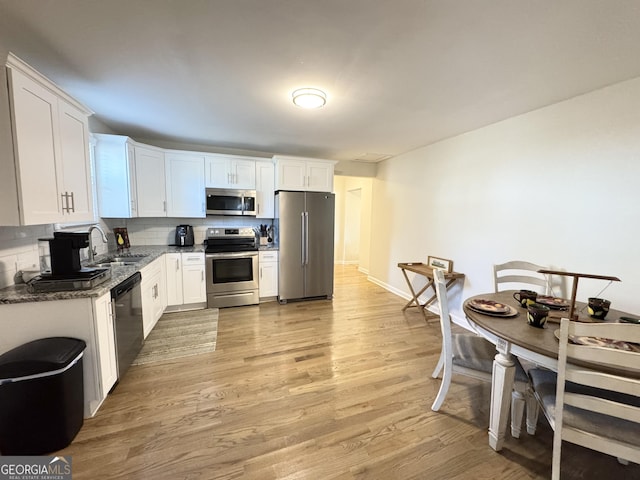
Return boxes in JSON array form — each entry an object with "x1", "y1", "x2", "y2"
[{"x1": 398, "y1": 262, "x2": 465, "y2": 320}]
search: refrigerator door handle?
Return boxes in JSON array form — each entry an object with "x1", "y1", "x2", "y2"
[
  {"x1": 304, "y1": 211, "x2": 309, "y2": 265},
  {"x1": 301, "y1": 212, "x2": 306, "y2": 265}
]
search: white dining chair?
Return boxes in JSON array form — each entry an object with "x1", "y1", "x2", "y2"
[
  {"x1": 528, "y1": 318, "x2": 640, "y2": 479},
  {"x1": 493, "y1": 260, "x2": 550, "y2": 295},
  {"x1": 431, "y1": 269, "x2": 532, "y2": 438}
]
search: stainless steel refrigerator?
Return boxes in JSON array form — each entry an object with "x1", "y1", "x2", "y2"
[{"x1": 275, "y1": 190, "x2": 335, "y2": 303}]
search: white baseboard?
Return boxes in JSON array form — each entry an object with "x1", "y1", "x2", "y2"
[{"x1": 365, "y1": 274, "x2": 474, "y2": 333}]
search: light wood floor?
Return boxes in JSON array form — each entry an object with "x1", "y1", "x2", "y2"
[{"x1": 59, "y1": 265, "x2": 638, "y2": 479}]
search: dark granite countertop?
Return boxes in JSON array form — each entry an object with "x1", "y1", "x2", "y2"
[{"x1": 0, "y1": 245, "x2": 205, "y2": 304}]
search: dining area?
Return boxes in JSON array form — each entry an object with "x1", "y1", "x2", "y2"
[{"x1": 411, "y1": 260, "x2": 640, "y2": 479}]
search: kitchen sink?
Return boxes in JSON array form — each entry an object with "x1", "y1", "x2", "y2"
[
  {"x1": 89, "y1": 254, "x2": 148, "y2": 268},
  {"x1": 105, "y1": 255, "x2": 147, "y2": 263},
  {"x1": 91, "y1": 261, "x2": 138, "y2": 268}
]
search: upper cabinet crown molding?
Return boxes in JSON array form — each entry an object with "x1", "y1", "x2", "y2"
[{"x1": 6, "y1": 52, "x2": 93, "y2": 116}]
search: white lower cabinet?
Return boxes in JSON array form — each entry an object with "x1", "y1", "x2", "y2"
[
  {"x1": 259, "y1": 250, "x2": 278, "y2": 299},
  {"x1": 93, "y1": 291, "x2": 118, "y2": 397},
  {"x1": 165, "y1": 252, "x2": 206, "y2": 310},
  {"x1": 140, "y1": 257, "x2": 165, "y2": 338},
  {"x1": 182, "y1": 253, "x2": 206, "y2": 304},
  {"x1": 165, "y1": 253, "x2": 183, "y2": 306},
  {"x1": 0, "y1": 295, "x2": 116, "y2": 418}
]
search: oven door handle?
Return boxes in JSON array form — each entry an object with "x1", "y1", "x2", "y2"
[{"x1": 206, "y1": 251, "x2": 259, "y2": 259}]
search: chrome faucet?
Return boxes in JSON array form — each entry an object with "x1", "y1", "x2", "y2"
[{"x1": 88, "y1": 224, "x2": 108, "y2": 263}]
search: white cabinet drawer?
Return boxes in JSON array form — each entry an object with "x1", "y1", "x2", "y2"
[
  {"x1": 182, "y1": 252, "x2": 204, "y2": 266},
  {"x1": 259, "y1": 250, "x2": 278, "y2": 262}
]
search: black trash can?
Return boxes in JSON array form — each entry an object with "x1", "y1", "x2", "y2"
[{"x1": 0, "y1": 337, "x2": 86, "y2": 455}]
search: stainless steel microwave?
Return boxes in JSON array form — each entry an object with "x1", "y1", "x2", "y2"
[{"x1": 205, "y1": 188, "x2": 256, "y2": 216}]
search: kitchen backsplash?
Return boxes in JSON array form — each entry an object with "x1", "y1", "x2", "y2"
[
  {"x1": 0, "y1": 223, "x2": 112, "y2": 289},
  {"x1": 0, "y1": 224, "x2": 53, "y2": 289},
  {"x1": 103, "y1": 217, "x2": 274, "y2": 246}
]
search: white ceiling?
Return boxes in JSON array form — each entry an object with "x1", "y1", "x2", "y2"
[{"x1": 2, "y1": 0, "x2": 640, "y2": 163}]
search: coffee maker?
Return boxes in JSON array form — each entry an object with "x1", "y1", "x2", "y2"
[
  {"x1": 43, "y1": 232, "x2": 96, "y2": 277},
  {"x1": 175, "y1": 225, "x2": 194, "y2": 247}
]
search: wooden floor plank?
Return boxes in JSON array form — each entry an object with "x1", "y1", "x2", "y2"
[{"x1": 56, "y1": 265, "x2": 638, "y2": 479}]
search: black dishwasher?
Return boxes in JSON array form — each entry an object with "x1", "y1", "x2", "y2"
[{"x1": 111, "y1": 272, "x2": 143, "y2": 384}]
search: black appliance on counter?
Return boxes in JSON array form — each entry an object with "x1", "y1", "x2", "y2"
[
  {"x1": 27, "y1": 232, "x2": 110, "y2": 293},
  {"x1": 204, "y1": 227, "x2": 259, "y2": 308},
  {"x1": 175, "y1": 225, "x2": 195, "y2": 247}
]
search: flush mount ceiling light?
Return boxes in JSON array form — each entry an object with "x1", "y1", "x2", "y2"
[{"x1": 292, "y1": 88, "x2": 326, "y2": 108}]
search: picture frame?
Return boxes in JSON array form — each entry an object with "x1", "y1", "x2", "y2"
[
  {"x1": 427, "y1": 256, "x2": 453, "y2": 273},
  {"x1": 113, "y1": 227, "x2": 130, "y2": 250}
]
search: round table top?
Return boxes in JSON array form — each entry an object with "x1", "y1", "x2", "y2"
[{"x1": 463, "y1": 290, "x2": 631, "y2": 361}]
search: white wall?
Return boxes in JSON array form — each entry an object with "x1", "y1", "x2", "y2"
[{"x1": 369, "y1": 76, "x2": 640, "y2": 315}]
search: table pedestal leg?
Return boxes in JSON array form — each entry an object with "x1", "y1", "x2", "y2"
[{"x1": 489, "y1": 351, "x2": 516, "y2": 451}]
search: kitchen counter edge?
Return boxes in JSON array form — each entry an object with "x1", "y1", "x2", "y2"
[{"x1": 0, "y1": 245, "x2": 206, "y2": 304}]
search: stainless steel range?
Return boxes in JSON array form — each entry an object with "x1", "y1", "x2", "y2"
[{"x1": 205, "y1": 227, "x2": 259, "y2": 308}]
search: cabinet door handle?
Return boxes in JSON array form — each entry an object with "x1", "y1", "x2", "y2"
[
  {"x1": 201, "y1": 271, "x2": 204, "y2": 282},
  {"x1": 61, "y1": 192, "x2": 69, "y2": 213},
  {"x1": 176, "y1": 259, "x2": 180, "y2": 271},
  {"x1": 69, "y1": 191, "x2": 75, "y2": 212},
  {"x1": 163, "y1": 200, "x2": 166, "y2": 212}
]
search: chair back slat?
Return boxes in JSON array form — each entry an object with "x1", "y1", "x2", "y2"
[
  {"x1": 568, "y1": 321, "x2": 640, "y2": 344},
  {"x1": 564, "y1": 392, "x2": 640, "y2": 423},
  {"x1": 564, "y1": 367, "x2": 640, "y2": 397},
  {"x1": 566, "y1": 345, "x2": 639, "y2": 371},
  {"x1": 493, "y1": 260, "x2": 550, "y2": 294}
]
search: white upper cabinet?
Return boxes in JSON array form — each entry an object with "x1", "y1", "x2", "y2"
[
  {"x1": 134, "y1": 145, "x2": 166, "y2": 217},
  {"x1": 94, "y1": 134, "x2": 137, "y2": 218},
  {"x1": 57, "y1": 100, "x2": 93, "y2": 221},
  {"x1": 205, "y1": 154, "x2": 256, "y2": 189},
  {"x1": 274, "y1": 155, "x2": 336, "y2": 192},
  {"x1": 255, "y1": 160, "x2": 275, "y2": 218},
  {"x1": 165, "y1": 152, "x2": 205, "y2": 218},
  {"x1": 0, "y1": 53, "x2": 93, "y2": 225}
]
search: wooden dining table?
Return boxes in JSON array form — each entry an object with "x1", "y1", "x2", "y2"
[{"x1": 463, "y1": 290, "x2": 639, "y2": 452}]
